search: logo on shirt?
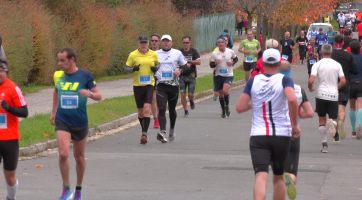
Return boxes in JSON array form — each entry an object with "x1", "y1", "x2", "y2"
[
  {"x1": 285, "y1": 42, "x2": 288, "y2": 46},
  {"x1": 164, "y1": 56, "x2": 170, "y2": 61},
  {"x1": 258, "y1": 83, "x2": 275, "y2": 96},
  {"x1": 60, "y1": 82, "x2": 79, "y2": 91}
]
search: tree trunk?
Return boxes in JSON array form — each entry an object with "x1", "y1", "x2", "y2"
[
  {"x1": 272, "y1": 24, "x2": 278, "y2": 39},
  {"x1": 247, "y1": 14, "x2": 253, "y2": 30},
  {"x1": 291, "y1": 23, "x2": 296, "y2": 39},
  {"x1": 296, "y1": 25, "x2": 302, "y2": 38},
  {"x1": 279, "y1": 26, "x2": 285, "y2": 42},
  {"x1": 268, "y1": 22, "x2": 273, "y2": 40},
  {"x1": 256, "y1": 13, "x2": 262, "y2": 43},
  {"x1": 262, "y1": 16, "x2": 268, "y2": 50}
]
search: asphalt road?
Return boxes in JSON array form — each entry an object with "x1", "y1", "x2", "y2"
[{"x1": 1, "y1": 60, "x2": 362, "y2": 200}]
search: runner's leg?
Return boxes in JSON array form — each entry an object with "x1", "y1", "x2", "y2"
[
  {"x1": 73, "y1": 137, "x2": 87, "y2": 186},
  {"x1": 168, "y1": 86, "x2": 179, "y2": 130},
  {"x1": 2, "y1": 140, "x2": 19, "y2": 200},
  {"x1": 57, "y1": 130, "x2": 72, "y2": 186},
  {"x1": 349, "y1": 99, "x2": 357, "y2": 136},
  {"x1": 156, "y1": 84, "x2": 168, "y2": 133}
]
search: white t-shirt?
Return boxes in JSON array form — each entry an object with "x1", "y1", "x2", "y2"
[
  {"x1": 210, "y1": 48, "x2": 237, "y2": 77},
  {"x1": 311, "y1": 58, "x2": 344, "y2": 101}
]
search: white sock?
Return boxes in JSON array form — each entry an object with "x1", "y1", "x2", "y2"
[
  {"x1": 319, "y1": 126, "x2": 327, "y2": 143},
  {"x1": 333, "y1": 120, "x2": 337, "y2": 127},
  {"x1": 7, "y1": 180, "x2": 18, "y2": 199}
]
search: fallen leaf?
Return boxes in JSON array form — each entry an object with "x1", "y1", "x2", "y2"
[
  {"x1": 43, "y1": 132, "x2": 50, "y2": 137},
  {"x1": 358, "y1": 188, "x2": 362, "y2": 190},
  {"x1": 90, "y1": 184, "x2": 95, "y2": 186},
  {"x1": 207, "y1": 159, "x2": 211, "y2": 161},
  {"x1": 22, "y1": 173, "x2": 28, "y2": 175},
  {"x1": 47, "y1": 149, "x2": 52, "y2": 151},
  {"x1": 197, "y1": 188, "x2": 201, "y2": 191},
  {"x1": 35, "y1": 165, "x2": 44, "y2": 168}
]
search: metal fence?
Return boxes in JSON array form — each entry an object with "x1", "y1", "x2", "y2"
[{"x1": 193, "y1": 13, "x2": 236, "y2": 53}]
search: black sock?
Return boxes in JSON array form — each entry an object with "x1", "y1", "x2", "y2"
[
  {"x1": 142, "y1": 117, "x2": 150, "y2": 133},
  {"x1": 138, "y1": 117, "x2": 143, "y2": 127},
  {"x1": 63, "y1": 183, "x2": 70, "y2": 190},
  {"x1": 75, "y1": 185, "x2": 82, "y2": 191},
  {"x1": 224, "y1": 94, "x2": 230, "y2": 106},
  {"x1": 219, "y1": 98, "x2": 225, "y2": 112},
  {"x1": 153, "y1": 117, "x2": 157, "y2": 121}
]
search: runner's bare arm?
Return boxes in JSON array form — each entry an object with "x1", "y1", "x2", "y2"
[
  {"x1": 308, "y1": 75, "x2": 316, "y2": 90},
  {"x1": 300, "y1": 102, "x2": 314, "y2": 119},
  {"x1": 236, "y1": 93, "x2": 252, "y2": 113},
  {"x1": 338, "y1": 76, "x2": 346, "y2": 89},
  {"x1": 284, "y1": 87, "x2": 298, "y2": 127},
  {"x1": 50, "y1": 88, "x2": 58, "y2": 126}
]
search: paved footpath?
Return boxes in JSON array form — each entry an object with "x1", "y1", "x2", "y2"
[
  {"x1": 2, "y1": 61, "x2": 362, "y2": 199},
  {"x1": 24, "y1": 44, "x2": 245, "y2": 117}
]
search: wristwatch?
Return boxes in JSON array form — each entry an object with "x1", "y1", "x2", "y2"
[{"x1": 89, "y1": 91, "x2": 94, "y2": 98}]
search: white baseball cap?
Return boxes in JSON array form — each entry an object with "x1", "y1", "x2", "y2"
[
  {"x1": 161, "y1": 35, "x2": 172, "y2": 41},
  {"x1": 263, "y1": 49, "x2": 281, "y2": 64}
]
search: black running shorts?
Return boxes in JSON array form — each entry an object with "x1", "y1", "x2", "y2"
[
  {"x1": 315, "y1": 98, "x2": 338, "y2": 119},
  {"x1": 133, "y1": 85, "x2": 154, "y2": 108},
  {"x1": 243, "y1": 62, "x2": 256, "y2": 71},
  {"x1": 250, "y1": 136, "x2": 291, "y2": 175},
  {"x1": 349, "y1": 79, "x2": 362, "y2": 99},
  {"x1": 179, "y1": 76, "x2": 196, "y2": 94},
  {"x1": 338, "y1": 82, "x2": 350, "y2": 107},
  {"x1": 284, "y1": 137, "x2": 300, "y2": 176},
  {"x1": 0, "y1": 140, "x2": 19, "y2": 171},
  {"x1": 55, "y1": 122, "x2": 89, "y2": 141},
  {"x1": 214, "y1": 76, "x2": 233, "y2": 91}
]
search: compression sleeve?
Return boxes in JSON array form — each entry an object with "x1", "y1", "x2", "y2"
[
  {"x1": 124, "y1": 65, "x2": 134, "y2": 73},
  {"x1": 233, "y1": 56, "x2": 238, "y2": 65},
  {"x1": 210, "y1": 62, "x2": 216, "y2": 68},
  {"x1": 7, "y1": 105, "x2": 28, "y2": 118}
]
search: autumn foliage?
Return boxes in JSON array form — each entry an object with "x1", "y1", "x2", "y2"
[{"x1": 0, "y1": 0, "x2": 195, "y2": 85}]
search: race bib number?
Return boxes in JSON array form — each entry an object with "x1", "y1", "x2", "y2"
[
  {"x1": 161, "y1": 71, "x2": 173, "y2": 81},
  {"x1": 139, "y1": 75, "x2": 151, "y2": 85},
  {"x1": 219, "y1": 69, "x2": 228, "y2": 74},
  {"x1": 340, "y1": 24, "x2": 344, "y2": 28},
  {"x1": 0, "y1": 113, "x2": 7, "y2": 129},
  {"x1": 309, "y1": 60, "x2": 316, "y2": 65},
  {"x1": 185, "y1": 56, "x2": 193, "y2": 61},
  {"x1": 282, "y1": 55, "x2": 289, "y2": 60},
  {"x1": 246, "y1": 57, "x2": 254, "y2": 63},
  {"x1": 61, "y1": 95, "x2": 79, "y2": 109},
  {"x1": 319, "y1": 41, "x2": 324, "y2": 45}
]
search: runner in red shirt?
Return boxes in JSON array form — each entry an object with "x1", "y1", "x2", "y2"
[
  {"x1": 355, "y1": 22, "x2": 362, "y2": 41},
  {"x1": 0, "y1": 59, "x2": 28, "y2": 200}
]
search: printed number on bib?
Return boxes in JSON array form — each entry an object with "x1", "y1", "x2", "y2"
[
  {"x1": 139, "y1": 75, "x2": 151, "y2": 85},
  {"x1": 309, "y1": 60, "x2": 316, "y2": 65},
  {"x1": 319, "y1": 41, "x2": 324, "y2": 45},
  {"x1": 340, "y1": 24, "x2": 344, "y2": 28},
  {"x1": 161, "y1": 71, "x2": 173, "y2": 81},
  {"x1": 0, "y1": 113, "x2": 7, "y2": 129},
  {"x1": 246, "y1": 57, "x2": 254, "y2": 63},
  {"x1": 219, "y1": 69, "x2": 228, "y2": 74},
  {"x1": 61, "y1": 95, "x2": 79, "y2": 109},
  {"x1": 282, "y1": 55, "x2": 288, "y2": 60}
]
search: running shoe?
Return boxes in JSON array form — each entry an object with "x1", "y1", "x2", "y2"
[
  {"x1": 225, "y1": 106, "x2": 231, "y2": 117},
  {"x1": 221, "y1": 111, "x2": 226, "y2": 118},
  {"x1": 184, "y1": 110, "x2": 189, "y2": 118},
  {"x1": 190, "y1": 100, "x2": 195, "y2": 110},
  {"x1": 6, "y1": 197, "x2": 16, "y2": 200},
  {"x1": 169, "y1": 128, "x2": 175, "y2": 141},
  {"x1": 153, "y1": 117, "x2": 159, "y2": 129},
  {"x1": 351, "y1": 132, "x2": 357, "y2": 138},
  {"x1": 73, "y1": 190, "x2": 82, "y2": 200},
  {"x1": 157, "y1": 132, "x2": 168, "y2": 143},
  {"x1": 321, "y1": 142, "x2": 328, "y2": 153},
  {"x1": 213, "y1": 95, "x2": 218, "y2": 102},
  {"x1": 140, "y1": 134, "x2": 148, "y2": 145},
  {"x1": 338, "y1": 120, "x2": 346, "y2": 139},
  {"x1": 284, "y1": 173, "x2": 297, "y2": 200},
  {"x1": 59, "y1": 188, "x2": 73, "y2": 200},
  {"x1": 357, "y1": 125, "x2": 362, "y2": 140},
  {"x1": 333, "y1": 133, "x2": 340, "y2": 144},
  {"x1": 327, "y1": 119, "x2": 336, "y2": 138}
]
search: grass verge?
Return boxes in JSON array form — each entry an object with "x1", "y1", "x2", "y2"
[{"x1": 19, "y1": 68, "x2": 245, "y2": 147}]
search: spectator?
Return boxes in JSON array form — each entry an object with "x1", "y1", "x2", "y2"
[
  {"x1": 237, "y1": 17, "x2": 244, "y2": 36},
  {"x1": 244, "y1": 19, "x2": 248, "y2": 35}
]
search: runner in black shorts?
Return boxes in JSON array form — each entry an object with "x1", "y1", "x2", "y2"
[
  {"x1": 150, "y1": 33, "x2": 161, "y2": 129},
  {"x1": 179, "y1": 36, "x2": 201, "y2": 117},
  {"x1": 279, "y1": 61, "x2": 314, "y2": 200},
  {"x1": 331, "y1": 35, "x2": 358, "y2": 140},
  {"x1": 348, "y1": 40, "x2": 362, "y2": 139},
  {"x1": 236, "y1": 49, "x2": 300, "y2": 200},
  {"x1": 309, "y1": 44, "x2": 346, "y2": 152},
  {"x1": 125, "y1": 35, "x2": 160, "y2": 144},
  {"x1": 0, "y1": 59, "x2": 28, "y2": 200}
]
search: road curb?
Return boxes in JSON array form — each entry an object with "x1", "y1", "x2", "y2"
[{"x1": 19, "y1": 79, "x2": 246, "y2": 157}]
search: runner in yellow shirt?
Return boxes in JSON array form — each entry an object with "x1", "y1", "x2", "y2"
[{"x1": 125, "y1": 35, "x2": 160, "y2": 144}]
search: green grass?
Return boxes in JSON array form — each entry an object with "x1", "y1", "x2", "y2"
[
  {"x1": 18, "y1": 69, "x2": 245, "y2": 147},
  {"x1": 332, "y1": 20, "x2": 339, "y2": 32},
  {"x1": 95, "y1": 73, "x2": 132, "y2": 82},
  {"x1": 21, "y1": 85, "x2": 53, "y2": 95}
]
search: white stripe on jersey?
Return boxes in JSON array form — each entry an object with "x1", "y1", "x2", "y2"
[{"x1": 15, "y1": 86, "x2": 27, "y2": 106}]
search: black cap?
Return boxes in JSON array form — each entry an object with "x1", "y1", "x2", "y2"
[
  {"x1": 224, "y1": 29, "x2": 229, "y2": 33},
  {"x1": 319, "y1": 28, "x2": 323, "y2": 31},
  {"x1": 138, "y1": 35, "x2": 148, "y2": 42}
]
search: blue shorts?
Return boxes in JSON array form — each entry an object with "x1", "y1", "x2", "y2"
[{"x1": 214, "y1": 75, "x2": 233, "y2": 91}]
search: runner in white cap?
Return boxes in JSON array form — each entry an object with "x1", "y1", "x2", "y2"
[{"x1": 236, "y1": 48, "x2": 300, "y2": 200}]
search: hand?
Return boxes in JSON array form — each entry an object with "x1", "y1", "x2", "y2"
[
  {"x1": 290, "y1": 45, "x2": 293, "y2": 49},
  {"x1": 133, "y1": 64, "x2": 140, "y2": 72},
  {"x1": 0, "y1": 97, "x2": 9, "y2": 111},
  {"x1": 309, "y1": 88, "x2": 314, "y2": 92},
  {"x1": 49, "y1": 113, "x2": 56, "y2": 126},
  {"x1": 292, "y1": 125, "x2": 301, "y2": 138},
  {"x1": 79, "y1": 89, "x2": 92, "y2": 98},
  {"x1": 174, "y1": 70, "x2": 181, "y2": 77},
  {"x1": 215, "y1": 59, "x2": 221, "y2": 66},
  {"x1": 253, "y1": 51, "x2": 258, "y2": 55},
  {"x1": 245, "y1": 50, "x2": 251, "y2": 54},
  {"x1": 187, "y1": 64, "x2": 191, "y2": 68},
  {"x1": 227, "y1": 61, "x2": 233, "y2": 66},
  {"x1": 150, "y1": 66, "x2": 158, "y2": 73}
]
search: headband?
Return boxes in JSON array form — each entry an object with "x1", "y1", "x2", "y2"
[{"x1": 217, "y1": 38, "x2": 226, "y2": 43}]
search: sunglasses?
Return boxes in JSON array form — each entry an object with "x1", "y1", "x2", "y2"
[
  {"x1": 183, "y1": 42, "x2": 190, "y2": 44},
  {"x1": 151, "y1": 40, "x2": 159, "y2": 42}
]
